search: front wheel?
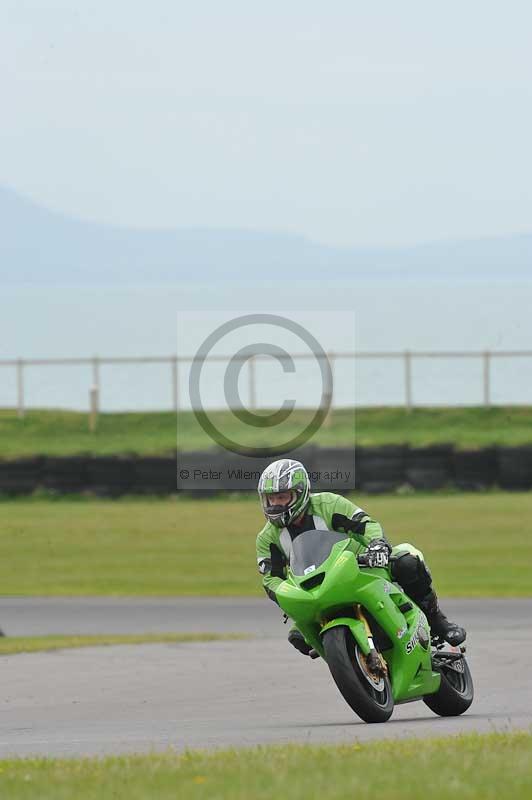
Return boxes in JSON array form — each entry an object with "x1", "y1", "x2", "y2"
[
  {"x1": 322, "y1": 626, "x2": 394, "y2": 723},
  {"x1": 423, "y1": 654, "x2": 474, "y2": 717}
]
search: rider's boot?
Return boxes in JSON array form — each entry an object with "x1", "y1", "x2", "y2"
[
  {"x1": 288, "y1": 628, "x2": 312, "y2": 655},
  {"x1": 288, "y1": 628, "x2": 318, "y2": 658},
  {"x1": 419, "y1": 590, "x2": 466, "y2": 646}
]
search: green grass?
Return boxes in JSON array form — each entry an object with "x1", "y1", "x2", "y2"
[
  {"x1": 2, "y1": 406, "x2": 532, "y2": 456},
  {"x1": 0, "y1": 733, "x2": 530, "y2": 800},
  {"x1": 0, "y1": 409, "x2": 177, "y2": 457},
  {"x1": 0, "y1": 493, "x2": 530, "y2": 596},
  {"x1": 0, "y1": 633, "x2": 246, "y2": 656}
]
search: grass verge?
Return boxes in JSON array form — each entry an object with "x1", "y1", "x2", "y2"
[
  {"x1": 0, "y1": 493, "x2": 530, "y2": 596},
  {"x1": 0, "y1": 732, "x2": 530, "y2": 799},
  {"x1": 0, "y1": 633, "x2": 246, "y2": 656},
  {"x1": 2, "y1": 406, "x2": 532, "y2": 456}
]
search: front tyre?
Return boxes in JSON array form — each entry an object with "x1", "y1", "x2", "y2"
[
  {"x1": 423, "y1": 655, "x2": 474, "y2": 717},
  {"x1": 322, "y1": 626, "x2": 394, "y2": 723}
]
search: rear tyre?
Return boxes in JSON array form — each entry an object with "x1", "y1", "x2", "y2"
[
  {"x1": 322, "y1": 626, "x2": 394, "y2": 723},
  {"x1": 423, "y1": 656, "x2": 474, "y2": 716}
]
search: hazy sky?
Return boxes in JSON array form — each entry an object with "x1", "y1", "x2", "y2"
[{"x1": 2, "y1": 1, "x2": 531, "y2": 246}]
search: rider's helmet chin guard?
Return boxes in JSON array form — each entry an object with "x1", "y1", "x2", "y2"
[{"x1": 258, "y1": 459, "x2": 311, "y2": 528}]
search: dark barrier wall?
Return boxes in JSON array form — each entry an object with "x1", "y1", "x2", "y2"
[
  {"x1": 355, "y1": 446, "x2": 407, "y2": 493},
  {"x1": 0, "y1": 445, "x2": 532, "y2": 496}
]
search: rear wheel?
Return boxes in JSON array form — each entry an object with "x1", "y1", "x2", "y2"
[
  {"x1": 423, "y1": 654, "x2": 474, "y2": 716},
  {"x1": 322, "y1": 626, "x2": 394, "y2": 723}
]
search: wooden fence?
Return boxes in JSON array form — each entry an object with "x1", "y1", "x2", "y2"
[{"x1": 1, "y1": 350, "x2": 531, "y2": 419}]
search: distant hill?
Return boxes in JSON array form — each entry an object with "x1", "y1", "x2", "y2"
[{"x1": 1, "y1": 185, "x2": 530, "y2": 284}]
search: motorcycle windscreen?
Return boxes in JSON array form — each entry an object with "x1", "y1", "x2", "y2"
[{"x1": 289, "y1": 530, "x2": 350, "y2": 577}]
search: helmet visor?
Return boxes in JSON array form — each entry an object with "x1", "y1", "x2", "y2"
[{"x1": 260, "y1": 490, "x2": 299, "y2": 523}]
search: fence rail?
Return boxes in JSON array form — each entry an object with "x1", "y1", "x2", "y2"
[{"x1": 1, "y1": 350, "x2": 532, "y2": 420}]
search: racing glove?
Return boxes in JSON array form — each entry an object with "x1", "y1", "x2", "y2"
[{"x1": 365, "y1": 538, "x2": 392, "y2": 568}]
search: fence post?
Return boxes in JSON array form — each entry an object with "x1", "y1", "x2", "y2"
[
  {"x1": 89, "y1": 355, "x2": 100, "y2": 431},
  {"x1": 17, "y1": 358, "x2": 25, "y2": 419},
  {"x1": 322, "y1": 351, "x2": 334, "y2": 428},
  {"x1": 89, "y1": 386, "x2": 98, "y2": 432},
  {"x1": 404, "y1": 351, "x2": 412, "y2": 411},
  {"x1": 172, "y1": 356, "x2": 179, "y2": 412},
  {"x1": 92, "y1": 356, "x2": 100, "y2": 411},
  {"x1": 248, "y1": 354, "x2": 256, "y2": 410},
  {"x1": 483, "y1": 351, "x2": 491, "y2": 407}
]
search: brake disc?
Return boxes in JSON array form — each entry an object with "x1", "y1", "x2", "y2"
[{"x1": 355, "y1": 647, "x2": 385, "y2": 692}]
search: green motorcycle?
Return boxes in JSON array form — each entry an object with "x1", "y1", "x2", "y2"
[{"x1": 276, "y1": 530, "x2": 474, "y2": 723}]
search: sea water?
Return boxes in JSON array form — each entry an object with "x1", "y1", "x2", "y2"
[{"x1": 1, "y1": 278, "x2": 531, "y2": 411}]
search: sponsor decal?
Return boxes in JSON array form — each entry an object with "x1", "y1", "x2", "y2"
[
  {"x1": 383, "y1": 582, "x2": 392, "y2": 594},
  {"x1": 304, "y1": 564, "x2": 316, "y2": 575},
  {"x1": 405, "y1": 629, "x2": 420, "y2": 654},
  {"x1": 450, "y1": 658, "x2": 465, "y2": 673},
  {"x1": 405, "y1": 621, "x2": 430, "y2": 654},
  {"x1": 396, "y1": 626, "x2": 407, "y2": 639},
  {"x1": 417, "y1": 623, "x2": 430, "y2": 650}
]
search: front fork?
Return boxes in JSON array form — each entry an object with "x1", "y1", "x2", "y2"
[
  {"x1": 318, "y1": 602, "x2": 390, "y2": 671},
  {"x1": 354, "y1": 604, "x2": 388, "y2": 676}
]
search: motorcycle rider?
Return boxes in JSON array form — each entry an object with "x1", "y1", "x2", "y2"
[{"x1": 256, "y1": 458, "x2": 466, "y2": 657}]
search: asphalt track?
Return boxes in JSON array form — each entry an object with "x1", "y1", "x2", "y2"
[{"x1": 0, "y1": 598, "x2": 530, "y2": 758}]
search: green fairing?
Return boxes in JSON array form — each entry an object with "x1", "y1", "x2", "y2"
[
  {"x1": 256, "y1": 492, "x2": 384, "y2": 599},
  {"x1": 275, "y1": 538, "x2": 441, "y2": 703}
]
